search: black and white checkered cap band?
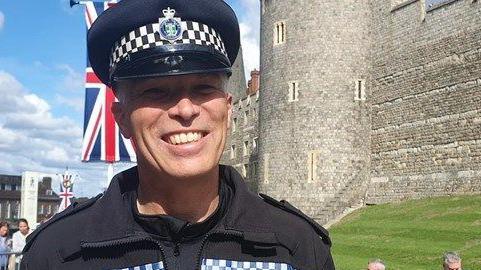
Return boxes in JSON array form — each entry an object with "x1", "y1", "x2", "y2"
[{"x1": 110, "y1": 20, "x2": 228, "y2": 67}]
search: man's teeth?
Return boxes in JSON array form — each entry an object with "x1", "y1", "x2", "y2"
[{"x1": 169, "y1": 132, "x2": 203, "y2": 145}]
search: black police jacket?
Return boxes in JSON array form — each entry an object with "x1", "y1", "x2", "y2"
[{"x1": 21, "y1": 165, "x2": 335, "y2": 270}]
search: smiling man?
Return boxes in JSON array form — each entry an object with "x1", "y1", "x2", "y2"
[{"x1": 21, "y1": 1, "x2": 334, "y2": 269}]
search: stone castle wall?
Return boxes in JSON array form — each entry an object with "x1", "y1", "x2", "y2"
[
  {"x1": 221, "y1": 91, "x2": 260, "y2": 192},
  {"x1": 368, "y1": 0, "x2": 481, "y2": 203},
  {"x1": 257, "y1": 0, "x2": 371, "y2": 224},
  {"x1": 221, "y1": 0, "x2": 481, "y2": 224}
]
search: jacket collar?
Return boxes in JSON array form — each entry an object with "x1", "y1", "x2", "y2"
[
  {"x1": 79, "y1": 165, "x2": 297, "y2": 252},
  {"x1": 81, "y1": 166, "x2": 143, "y2": 245}
]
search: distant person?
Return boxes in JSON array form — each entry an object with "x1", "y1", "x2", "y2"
[
  {"x1": 368, "y1": 259, "x2": 386, "y2": 270},
  {"x1": 0, "y1": 222, "x2": 11, "y2": 270},
  {"x1": 12, "y1": 219, "x2": 31, "y2": 265},
  {"x1": 443, "y1": 251, "x2": 462, "y2": 270}
]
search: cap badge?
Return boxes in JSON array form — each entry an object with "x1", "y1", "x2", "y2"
[{"x1": 158, "y1": 7, "x2": 183, "y2": 42}]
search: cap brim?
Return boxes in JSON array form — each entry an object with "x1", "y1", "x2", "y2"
[{"x1": 111, "y1": 44, "x2": 231, "y2": 83}]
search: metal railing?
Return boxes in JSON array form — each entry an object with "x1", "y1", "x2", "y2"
[{"x1": 0, "y1": 252, "x2": 23, "y2": 270}]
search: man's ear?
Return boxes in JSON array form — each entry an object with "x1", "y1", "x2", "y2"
[
  {"x1": 226, "y1": 92, "x2": 233, "y2": 130},
  {"x1": 111, "y1": 102, "x2": 132, "y2": 139}
]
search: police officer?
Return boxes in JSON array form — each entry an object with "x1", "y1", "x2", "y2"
[{"x1": 21, "y1": 0, "x2": 335, "y2": 269}]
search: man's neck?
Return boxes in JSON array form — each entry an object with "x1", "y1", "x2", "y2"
[{"x1": 136, "y1": 165, "x2": 220, "y2": 223}]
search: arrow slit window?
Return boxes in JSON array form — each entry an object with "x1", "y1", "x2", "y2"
[
  {"x1": 230, "y1": 145, "x2": 236, "y2": 159},
  {"x1": 243, "y1": 140, "x2": 250, "y2": 156},
  {"x1": 307, "y1": 151, "x2": 318, "y2": 183},
  {"x1": 274, "y1": 21, "x2": 286, "y2": 45},
  {"x1": 288, "y1": 81, "x2": 299, "y2": 102},
  {"x1": 354, "y1": 79, "x2": 366, "y2": 101}
]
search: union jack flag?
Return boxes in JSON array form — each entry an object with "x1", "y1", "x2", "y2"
[
  {"x1": 81, "y1": 1, "x2": 137, "y2": 163},
  {"x1": 58, "y1": 173, "x2": 74, "y2": 212}
]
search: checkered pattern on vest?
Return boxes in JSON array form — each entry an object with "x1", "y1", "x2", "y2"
[
  {"x1": 110, "y1": 20, "x2": 227, "y2": 66},
  {"x1": 201, "y1": 259, "x2": 296, "y2": 270},
  {"x1": 111, "y1": 261, "x2": 164, "y2": 270}
]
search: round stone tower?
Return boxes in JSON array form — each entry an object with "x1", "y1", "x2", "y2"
[{"x1": 257, "y1": 0, "x2": 371, "y2": 224}]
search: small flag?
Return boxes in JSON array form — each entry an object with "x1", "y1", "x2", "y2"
[{"x1": 58, "y1": 172, "x2": 74, "y2": 212}]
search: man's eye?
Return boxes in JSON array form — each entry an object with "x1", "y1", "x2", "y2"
[
  {"x1": 195, "y1": 86, "x2": 220, "y2": 95},
  {"x1": 142, "y1": 88, "x2": 170, "y2": 99}
]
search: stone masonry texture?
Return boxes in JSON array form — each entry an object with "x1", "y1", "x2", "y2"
[
  {"x1": 368, "y1": 0, "x2": 481, "y2": 204},
  {"x1": 222, "y1": 0, "x2": 481, "y2": 225}
]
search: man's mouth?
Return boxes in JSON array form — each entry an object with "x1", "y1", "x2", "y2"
[{"x1": 166, "y1": 131, "x2": 205, "y2": 145}]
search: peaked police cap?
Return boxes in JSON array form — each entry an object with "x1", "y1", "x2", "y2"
[{"x1": 87, "y1": 0, "x2": 240, "y2": 86}]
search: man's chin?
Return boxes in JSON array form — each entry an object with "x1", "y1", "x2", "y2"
[{"x1": 163, "y1": 162, "x2": 218, "y2": 180}]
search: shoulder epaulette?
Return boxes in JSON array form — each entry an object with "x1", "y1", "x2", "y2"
[
  {"x1": 23, "y1": 193, "x2": 103, "y2": 252},
  {"x1": 259, "y1": 193, "x2": 332, "y2": 247}
]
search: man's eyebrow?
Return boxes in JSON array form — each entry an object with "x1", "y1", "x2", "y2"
[{"x1": 192, "y1": 83, "x2": 223, "y2": 91}]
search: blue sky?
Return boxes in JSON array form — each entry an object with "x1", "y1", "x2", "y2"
[{"x1": 0, "y1": 0, "x2": 259, "y2": 197}]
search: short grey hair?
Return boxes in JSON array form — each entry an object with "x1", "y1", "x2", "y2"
[
  {"x1": 368, "y1": 259, "x2": 386, "y2": 270},
  {"x1": 443, "y1": 251, "x2": 461, "y2": 265}
]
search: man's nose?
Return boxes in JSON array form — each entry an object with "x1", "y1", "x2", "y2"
[{"x1": 168, "y1": 96, "x2": 200, "y2": 121}]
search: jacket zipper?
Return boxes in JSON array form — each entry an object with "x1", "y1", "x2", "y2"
[
  {"x1": 81, "y1": 235, "x2": 170, "y2": 270},
  {"x1": 194, "y1": 230, "x2": 243, "y2": 270}
]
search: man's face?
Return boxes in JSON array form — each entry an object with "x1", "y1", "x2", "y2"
[
  {"x1": 444, "y1": 262, "x2": 461, "y2": 270},
  {"x1": 0, "y1": 226, "x2": 8, "y2": 237},
  {"x1": 113, "y1": 73, "x2": 232, "y2": 179},
  {"x1": 18, "y1": 221, "x2": 29, "y2": 235}
]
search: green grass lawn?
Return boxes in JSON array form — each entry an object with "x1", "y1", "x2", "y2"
[{"x1": 329, "y1": 195, "x2": 481, "y2": 270}]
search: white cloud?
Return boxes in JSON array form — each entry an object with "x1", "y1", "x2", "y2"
[
  {"x1": 0, "y1": 11, "x2": 4, "y2": 31},
  {"x1": 0, "y1": 70, "x2": 105, "y2": 196},
  {"x1": 56, "y1": 64, "x2": 84, "y2": 92},
  {"x1": 55, "y1": 94, "x2": 84, "y2": 112},
  {"x1": 237, "y1": 0, "x2": 260, "y2": 80}
]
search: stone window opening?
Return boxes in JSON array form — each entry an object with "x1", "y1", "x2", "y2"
[
  {"x1": 14, "y1": 202, "x2": 19, "y2": 219},
  {"x1": 244, "y1": 110, "x2": 249, "y2": 125},
  {"x1": 307, "y1": 151, "x2": 319, "y2": 183},
  {"x1": 274, "y1": 21, "x2": 286, "y2": 45},
  {"x1": 242, "y1": 164, "x2": 249, "y2": 178},
  {"x1": 253, "y1": 137, "x2": 258, "y2": 153},
  {"x1": 354, "y1": 79, "x2": 366, "y2": 101},
  {"x1": 6, "y1": 202, "x2": 11, "y2": 219},
  {"x1": 288, "y1": 81, "x2": 299, "y2": 102},
  {"x1": 243, "y1": 140, "x2": 250, "y2": 156},
  {"x1": 230, "y1": 145, "x2": 236, "y2": 159},
  {"x1": 232, "y1": 117, "x2": 237, "y2": 133}
]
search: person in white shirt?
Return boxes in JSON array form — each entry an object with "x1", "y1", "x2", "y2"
[{"x1": 12, "y1": 219, "x2": 30, "y2": 265}]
